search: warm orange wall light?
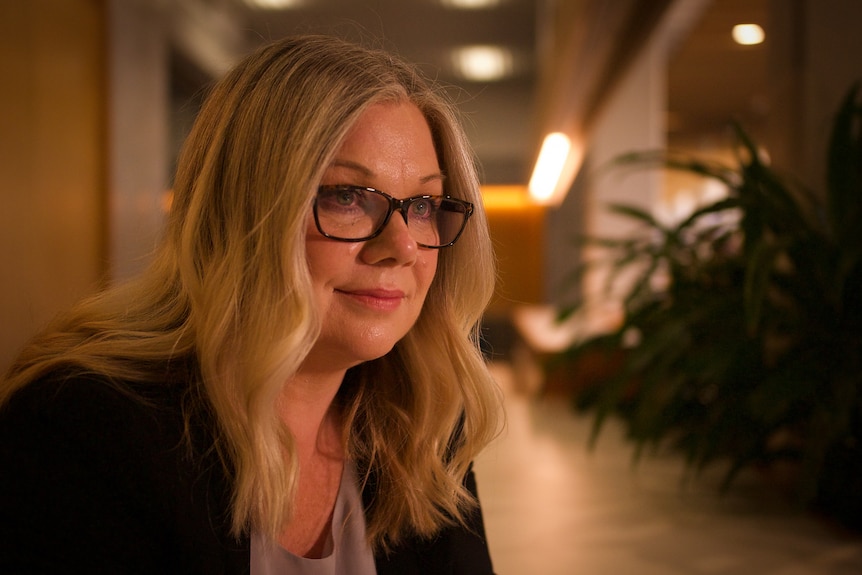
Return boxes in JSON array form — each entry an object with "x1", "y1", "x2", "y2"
[
  {"x1": 481, "y1": 185, "x2": 533, "y2": 210},
  {"x1": 481, "y1": 185, "x2": 547, "y2": 312}
]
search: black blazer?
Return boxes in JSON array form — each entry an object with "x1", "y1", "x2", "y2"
[{"x1": 0, "y1": 374, "x2": 495, "y2": 574}]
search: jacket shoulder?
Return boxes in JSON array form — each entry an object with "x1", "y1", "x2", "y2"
[{"x1": 0, "y1": 372, "x2": 248, "y2": 574}]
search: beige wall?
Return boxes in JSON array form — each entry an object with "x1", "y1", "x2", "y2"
[
  {"x1": 0, "y1": 0, "x2": 107, "y2": 372},
  {"x1": 106, "y1": 0, "x2": 170, "y2": 281}
]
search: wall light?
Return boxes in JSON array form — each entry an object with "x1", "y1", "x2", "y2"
[
  {"x1": 732, "y1": 24, "x2": 765, "y2": 45},
  {"x1": 481, "y1": 185, "x2": 532, "y2": 210},
  {"x1": 451, "y1": 45, "x2": 513, "y2": 81},
  {"x1": 529, "y1": 132, "x2": 570, "y2": 203}
]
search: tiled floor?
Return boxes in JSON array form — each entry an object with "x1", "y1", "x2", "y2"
[{"x1": 474, "y1": 363, "x2": 862, "y2": 574}]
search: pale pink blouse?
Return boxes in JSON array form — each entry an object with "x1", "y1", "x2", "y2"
[{"x1": 251, "y1": 461, "x2": 377, "y2": 575}]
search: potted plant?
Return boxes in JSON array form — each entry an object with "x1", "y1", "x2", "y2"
[{"x1": 556, "y1": 85, "x2": 862, "y2": 528}]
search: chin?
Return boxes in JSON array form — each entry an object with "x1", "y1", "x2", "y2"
[
  {"x1": 306, "y1": 332, "x2": 405, "y2": 373},
  {"x1": 350, "y1": 341, "x2": 402, "y2": 366},
  {"x1": 349, "y1": 323, "x2": 411, "y2": 356}
]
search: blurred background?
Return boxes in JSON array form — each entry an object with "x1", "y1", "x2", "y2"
[
  {"x1": 3, "y1": 0, "x2": 862, "y2": 572},
  {"x1": 4, "y1": 0, "x2": 860, "y2": 365}
]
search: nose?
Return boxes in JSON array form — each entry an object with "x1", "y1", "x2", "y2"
[{"x1": 359, "y1": 211, "x2": 418, "y2": 265}]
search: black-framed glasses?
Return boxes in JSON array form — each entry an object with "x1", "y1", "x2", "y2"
[{"x1": 313, "y1": 185, "x2": 474, "y2": 249}]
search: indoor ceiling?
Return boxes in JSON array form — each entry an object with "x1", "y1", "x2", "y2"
[
  {"x1": 667, "y1": 0, "x2": 769, "y2": 148},
  {"x1": 236, "y1": 0, "x2": 539, "y2": 186},
  {"x1": 168, "y1": 0, "x2": 769, "y2": 186},
  {"x1": 171, "y1": 0, "x2": 539, "y2": 184}
]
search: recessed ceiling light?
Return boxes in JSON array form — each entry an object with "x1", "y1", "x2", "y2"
[
  {"x1": 451, "y1": 45, "x2": 513, "y2": 81},
  {"x1": 732, "y1": 24, "x2": 765, "y2": 45},
  {"x1": 441, "y1": 0, "x2": 502, "y2": 9}
]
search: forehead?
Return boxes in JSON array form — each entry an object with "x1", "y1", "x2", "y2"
[
  {"x1": 325, "y1": 101, "x2": 442, "y2": 182},
  {"x1": 338, "y1": 101, "x2": 433, "y2": 149}
]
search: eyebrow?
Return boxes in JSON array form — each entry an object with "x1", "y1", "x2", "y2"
[{"x1": 329, "y1": 159, "x2": 446, "y2": 185}]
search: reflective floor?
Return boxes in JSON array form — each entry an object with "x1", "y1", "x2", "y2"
[{"x1": 475, "y1": 363, "x2": 862, "y2": 575}]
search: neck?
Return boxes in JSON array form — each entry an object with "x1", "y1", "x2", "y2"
[{"x1": 278, "y1": 368, "x2": 348, "y2": 459}]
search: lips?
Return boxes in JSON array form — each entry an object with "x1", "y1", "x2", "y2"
[{"x1": 335, "y1": 287, "x2": 406, "y2": 311}]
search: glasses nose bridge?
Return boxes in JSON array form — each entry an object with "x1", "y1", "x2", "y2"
[{"x1": 388, "y1": 196, "x2": 412, "y2": 225}]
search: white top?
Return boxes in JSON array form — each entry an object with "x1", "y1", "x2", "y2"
[{"x1": 250, "y1": 461, "x2": 377, "y2": 575}]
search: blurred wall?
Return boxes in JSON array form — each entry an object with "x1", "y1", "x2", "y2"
[
  {"x1": 0, "y1": 0, "x2": 169, "y2": 373},
  {"x1": 0, "y1": 0, "x2": 107, "y2": 372},
  {"x1": 766, "y1": 0, "x2": 862, "y2": 195},
  {"x1": 106, "y1": 0, "x2": 170, "y2": 282},
  {"x1": 544, "y1": 32, "x2": 665, "y2": 331},
  {"x1": 581, "y1": 36, "x2": 665, "y2": 311},
  {"x1": 486, "y1": 199, "x2": 546, "y2": 315}
]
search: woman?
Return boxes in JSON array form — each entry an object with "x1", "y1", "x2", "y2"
[{"x1": 0, "y1": 35, "x2": 502, "y2": 574}]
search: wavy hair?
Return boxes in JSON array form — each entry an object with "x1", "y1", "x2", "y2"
[{"x1": 1, "y1": 35, "x2": 502, "y2": 550}]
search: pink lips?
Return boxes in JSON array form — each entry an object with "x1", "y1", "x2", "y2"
[{"x1": 336, "y1": 288, "x2": 405, "y2": 311}]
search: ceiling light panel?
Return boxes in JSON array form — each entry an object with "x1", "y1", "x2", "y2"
[
  {"x1": 451, "y1": 45, "x2": 513, "y2": 81},
  {"x1": 732, "y1": 24, "x2": 765, "y2": 45}
]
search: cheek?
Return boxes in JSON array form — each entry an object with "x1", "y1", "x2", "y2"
[
  {"x1": 416, "y1": 252, "x2": 439, "y2": 298},
  {"x1": 305, "y1": 236, "x2": 361, "y2": 284}
]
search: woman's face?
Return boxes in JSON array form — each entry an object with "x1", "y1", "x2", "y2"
[{"x1": 302, "y1": 101, "x2": 442, "y2": 374}]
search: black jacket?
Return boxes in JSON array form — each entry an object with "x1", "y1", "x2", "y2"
[{"x1": 0, "y1": 374, "x2": 495, "y2": 574}]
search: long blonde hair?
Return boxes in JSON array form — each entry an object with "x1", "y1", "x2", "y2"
[{"x1": 1, "y1": 35, "x2": 501, "y2": 550}]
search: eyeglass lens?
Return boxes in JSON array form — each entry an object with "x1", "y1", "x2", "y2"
[{"x1": 315, "y1": 186, "x2": 471, "y2": 248}]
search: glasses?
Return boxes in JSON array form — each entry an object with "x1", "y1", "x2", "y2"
[{"x1": 313, "y1": 185, "x2": 474, "y2": 248}]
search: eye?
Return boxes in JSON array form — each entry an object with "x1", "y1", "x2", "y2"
[
  {"x1": 409, "y1": 198, "x2": 436, "y2": 220},
  {"x1": 335, "y1": 188, "x2": 360, "y2": 206},
  {"x1": 318, "y1": 186, "x2": 367, "y2": 212}
]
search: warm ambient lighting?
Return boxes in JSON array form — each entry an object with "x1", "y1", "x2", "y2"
[
  {"x1": 243, "y1": 0, "x2": 303, "y2": 8},
  {"x1": 481, "y1": 185, "x2": 533, "y2": 210},
  {"x1": 451, "y1": 46, "x2": 513, "y2": 81},
  {"x1": 732, "y1": 24, "x2": 765, "y2": 45},
  {"x1": 529, "y1": 132, "x2": 571, "y2": 203},
  {"x1": 441, "y1": 0, "x2": 501, "y2": 8}
]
